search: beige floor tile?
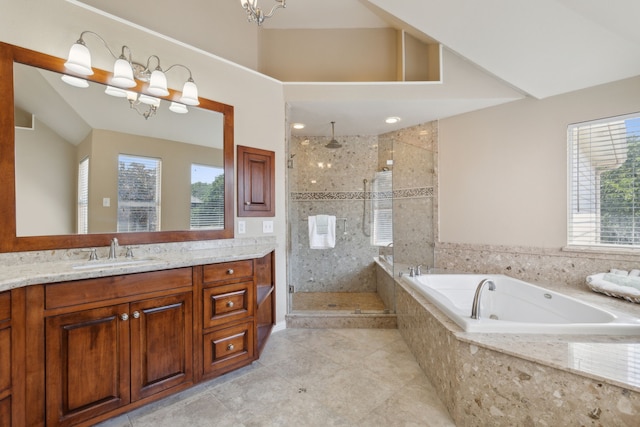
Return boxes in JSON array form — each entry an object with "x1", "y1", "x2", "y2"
[{"x1": 94, "y1": 328, "x2": 457, "y2": 427}]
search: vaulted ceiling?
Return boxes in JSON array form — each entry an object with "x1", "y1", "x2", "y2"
[{"x1": 65, "y1": 0, "x2": 640, "y2": 136}]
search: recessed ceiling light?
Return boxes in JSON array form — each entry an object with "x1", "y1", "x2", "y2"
[
  {"x1": 385, "y1": 117, "x2": 401, "y2": 124},
  {"x1": 292, "y1": 123, "x2": 306, "y2": 129}
]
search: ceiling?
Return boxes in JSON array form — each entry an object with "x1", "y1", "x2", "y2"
[{"x1": 69, "y1": 0, "x2": 640, "y2": 138}]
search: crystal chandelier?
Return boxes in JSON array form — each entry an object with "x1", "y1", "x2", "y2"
[
  {"x1": 62, "y1": 31, "x2": 199, "y2": 119},
  {"x1": 240, "y1": 0, "x2": 286, "y2": 25}
]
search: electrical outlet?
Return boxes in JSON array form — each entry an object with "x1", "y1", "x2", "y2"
[
  {"x1": 263, "y1": 220, "x2": 274, "y2": 233},
  {"x1": 238, "y1": 220, "x2": 246, "y2": 234}
]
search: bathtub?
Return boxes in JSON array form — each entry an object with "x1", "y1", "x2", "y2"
[{"x1": 402, "y1": 274, "x2": 640, "y2": 334}]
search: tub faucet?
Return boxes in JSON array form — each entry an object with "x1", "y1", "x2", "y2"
[
  {"x1": 416, "y1": 265, "x2": 422, "y2": 276},
  {"x1": 108, "y1": 237, "x2": 119, "y2": 259},
  {"x1": 470, "y1": 278, "x2": 496, "y2": 320}
]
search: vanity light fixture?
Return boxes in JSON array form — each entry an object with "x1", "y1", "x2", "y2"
[
  {"x1": 62, "y1": 30, "x2": 199, "y2": 120},
  {"x1": 240, "y1": 0, "x2": 286, "y2": 25}
]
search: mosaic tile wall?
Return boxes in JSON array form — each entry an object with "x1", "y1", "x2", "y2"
[
  {"x1": 288, "y1": 121, "x2": 437, "y2": 298},
  {"x1": 289, "y1": 134, "x2": 380, "y2": 293},
  {"x1": 379, "y1": 121, "x2": 437, "y2": 271}
]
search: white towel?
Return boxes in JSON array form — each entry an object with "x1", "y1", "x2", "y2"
[{"x1": 308, "y1": 215, "x2": 336, "y2": 249}]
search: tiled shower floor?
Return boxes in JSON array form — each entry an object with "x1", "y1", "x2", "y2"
[{"x1": 291, "y1": 292, "x2": 387, "y2": 313}]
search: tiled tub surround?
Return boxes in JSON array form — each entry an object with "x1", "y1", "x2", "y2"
[
  {"x1": 395, "y1": 272, "x2": 640, "y2": 426},
  {"x1": 0, "y1": 236, "x2": 277, "y2": 291}
]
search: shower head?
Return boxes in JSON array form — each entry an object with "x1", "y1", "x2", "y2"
[{"x1": 326, "y1": 121, "x2": 342, "y2": 149}]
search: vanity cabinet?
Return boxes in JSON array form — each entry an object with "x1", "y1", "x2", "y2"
[
  {"x1": 39, "y1": 268, "x2": 193, "y2": 427},
  {"x1": 16, "y1": 251, "x2": 274, "y2": 427}
]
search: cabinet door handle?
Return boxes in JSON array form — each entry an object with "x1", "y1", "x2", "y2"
[
  {"x1": 120, "y1": 313, "x2": 129, "y2": 321},
  {"x1": 226, "y1": 300, "x2": 234, "y2": 308},
  {"x1": 227, "y1": 344, "x2": 234, "y2": 351},
  {"x1": 227, "y1": 269, "x2": 234, "y2": 275},
  {"x1": 132, "y1": 311, "x2": 140, "y2": 319}
]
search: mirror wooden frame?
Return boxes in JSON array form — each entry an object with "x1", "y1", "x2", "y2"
[{"x1": 0, "y1": 42, "x2": 234, "y2": 252}]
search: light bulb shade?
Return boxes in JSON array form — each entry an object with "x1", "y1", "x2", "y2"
[
  {"x1": 169, "y1": 102, "x2": 188, "y2": 114},
  {"x1": 111, "y1": 58, "x2": 136, "y2": 88},
  {"x1": 147, "y1": 69, "x2": 169, "y2": 96},
  {"x1": 104, "y1": 85, "x2": 128, "y2": 97},
  {"x1": 179, "y1": 80, "x2": 199, "y2": 106},
  {"x1": 139, "y1": 94, "x2": 161, "y2": 107},
  {"x1": 64, "y1": 43, "x2": 93, "y2": 76},
  {"x1": 240, "y1": 0, "x2": 248, "y2": 7},
  {"x1": 61, "y1": 74, "x2": 89, "y2": 88}
]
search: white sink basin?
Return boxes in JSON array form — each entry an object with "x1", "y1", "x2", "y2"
[{"x1": 71, "y1": 258, "x2": 156, "y2": 270}]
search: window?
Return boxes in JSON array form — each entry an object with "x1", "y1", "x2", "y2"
[
  {"x1": 568, "y1": 113, "x2": 640, "y2": 248},
  {"x1": 118, "y1": 154, "x2": 161, "y2": 232},
  {"x1": 190, "y1": 164, "x2": 224, "y2": 229},
  {"x1": 371, "y1": 170, "x2": 393, "y2": 246},
  {"x1": 77, "y1": 157, "x2": 89, "y2": 234}
]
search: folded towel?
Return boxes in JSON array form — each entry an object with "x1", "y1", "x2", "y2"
[
  {"x1": 587, "y1": 272, "x2": 640, "y2": 296},
  {"x1": 316, "y1": 214, "x2": 329, "y2": 235},
  {"x1": 308, "y1": 215, "x2": 336, "y2": 249}
]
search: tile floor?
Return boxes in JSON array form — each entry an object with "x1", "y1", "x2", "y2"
[{"x1": 97, "y1": 328, "x2": 456, "y2": 427}]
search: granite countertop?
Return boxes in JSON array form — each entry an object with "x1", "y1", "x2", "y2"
[
  {"x1": 0, "y1": 241, "x2": 276, "y2": 293},
  {"x1": 394, "y1": 268, "x2": 640, "y2": 393}
]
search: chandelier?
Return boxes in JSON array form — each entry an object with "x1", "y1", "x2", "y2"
[
  {"x1": 62, "y1": 31, "x2": 199, "y2": 120},
  {"x1": 240, "y1": 0, "x2": 286, "y2": 25}
]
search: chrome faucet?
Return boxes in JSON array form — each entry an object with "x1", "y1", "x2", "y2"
[
  {"x1": 470, "y1": 278, "x2": 496, "y2": 319},
  {"x1": 108, "y1": 237, "x2": 119, "y2": 259},
  {"x1": 416, "y1": 265, "x2": 422, "y2": 276}
]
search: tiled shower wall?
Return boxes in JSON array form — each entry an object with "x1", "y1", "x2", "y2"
[
  {"x1": 289, "y1": 134, "x2": 379, "y2": 293},
  {"x1": 379, "y1": 121, "x2": 437, "y2": 271},
  {"x1": 288, "y1": 121, "x2": 437, "y2": 297}
]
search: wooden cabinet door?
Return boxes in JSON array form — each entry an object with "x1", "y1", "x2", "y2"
[
  {"x1": 130, "y1": 293, "x2": 193, "y2": 401},
  {"x1": 237, "y1": 145, "x2": 275, "y2": 217},
  {"x1": 46, "y1": 304, "x2": 130, "y2": 427},
  {"x1": 0, "y1": 396, "x2": 9, "y2": 427}
]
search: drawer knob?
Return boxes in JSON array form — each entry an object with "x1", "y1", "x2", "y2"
[
  {"x1": 120, "y1": 313, "x2": 129, "y2": 321},
  {"x1": 226, "y1": 301, "x2": 234, "y2": 308},
  {"x1": 132, "y1": 311, "x2": 140, "y2": 319},
  {"x1": 227, "y1": 269, "x2": 234, "y2": 275},
  {"x1": 227, "y1": 344, "x2": 235, "y2": 351}
]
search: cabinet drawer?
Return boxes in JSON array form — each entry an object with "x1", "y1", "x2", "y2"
[
  {"x1": 203, "y1": 321, "x2": 254, "y2": 376},
  {"x1": 0, "y1": 292, "x2": 9, "y2": 323},
  {"x1": 203, "y1": 281, "x2": 254, "y2": 329},
  {"x1": 203, "y1": 260, "x2": 253, "y2": 284}
]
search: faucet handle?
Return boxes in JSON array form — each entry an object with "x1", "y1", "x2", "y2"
[
  {"x1": 125, "y1": 246, "x2": 136, "y2": 258},
  {"x1": 82, "y1": 248, "x2": 99, "y2": 261},
  {"x1": 408, "y1": 266, "x2": 415, "y2": 277},
  {"x1": 416, "y1": 265, "x2": 422, "y2": 276}
]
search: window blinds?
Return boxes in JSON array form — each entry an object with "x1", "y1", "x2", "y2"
[
  {"x1": 117, "y1": 154, "x2": 161, "y2": 232},
  {"x1": 568, "y1": 114, "x2": 640, "y2": 247},
  {"x1": 77, "y1": 158, "x2": 89, "y2": 234},
  {"x1": 372, "y1": 170, "x2": 393, "y2": 246}
]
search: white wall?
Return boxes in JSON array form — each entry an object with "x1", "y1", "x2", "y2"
[
  {"x1": 439, "y1": 75, "x2": 640, "y2": 248},
  {"x1": 1, "y1": 0, "x2": 288, "y2": 323}
]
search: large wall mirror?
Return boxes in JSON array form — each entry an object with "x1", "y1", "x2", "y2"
[{"x1": 0, "y1": 42, "x2": 234, "y2": 252}]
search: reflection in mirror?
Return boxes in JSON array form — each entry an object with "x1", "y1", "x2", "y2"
[{"x1": 13, "y1": 63, "x2": 225, "y2": 237}]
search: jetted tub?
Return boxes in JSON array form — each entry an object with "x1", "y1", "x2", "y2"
[{"x1": 402, "y1": 274, "x2": 640, "y2": 334}]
